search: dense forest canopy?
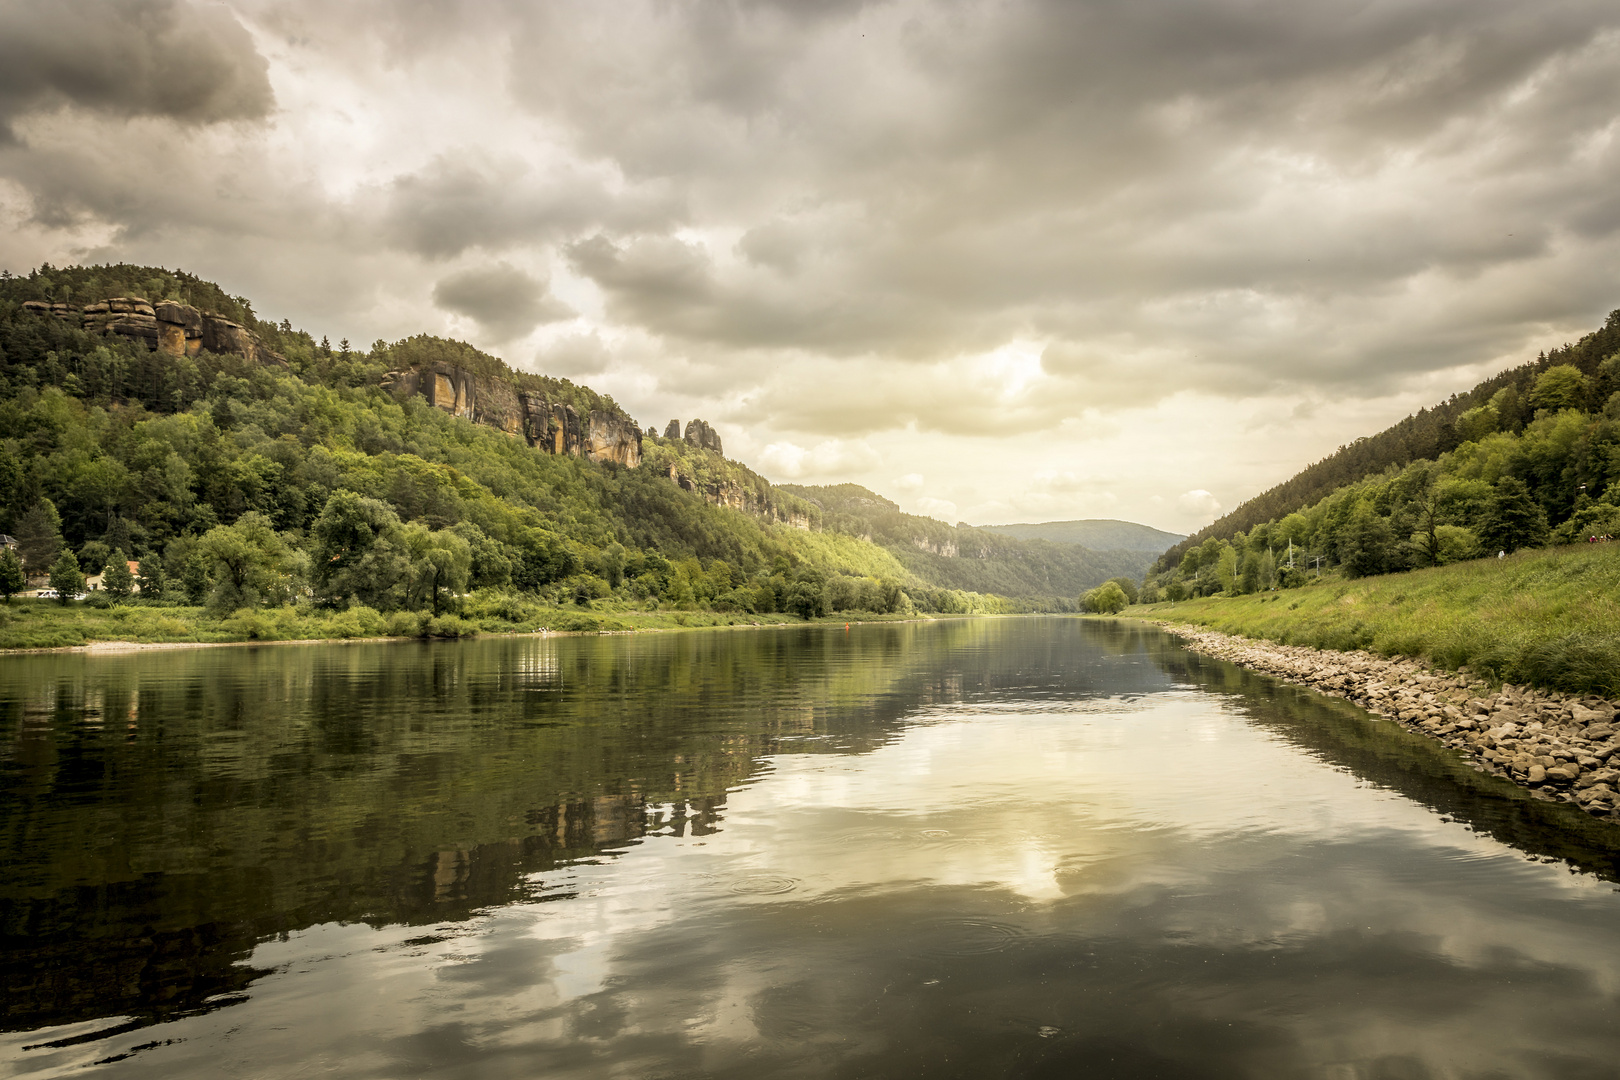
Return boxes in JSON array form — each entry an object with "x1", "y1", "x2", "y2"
[
  {"x1": 1144, "y1": 309, "x2": 1620, "y2": 602},
  {"x1": 0, "y1": 263, "x2": 1138, "y2": 622}
]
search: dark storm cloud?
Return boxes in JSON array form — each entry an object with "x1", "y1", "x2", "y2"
[
  {"x1": 5, "y1": 0, "x2": 1620, "y2": 505},
  {"x1": 501, "y1": 0, "x2": 1620, "y2": 414},
  {"x1": 378, "y1": 154, "x2": 684, "y2": 260},
  {"x1": 0, "y1": 0, "x2": 273, "y2": 138},
  {"x1": 431, "y1": 262, "x2": 574, "y2": 342}
]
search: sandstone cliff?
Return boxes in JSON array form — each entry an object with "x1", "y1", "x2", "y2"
[
  {"x1": 381, "y1": 362, "x2": 643, "y2": 468},
  {"x1": 643, "y1": 436, "x2": 817, "y2": 529},
  {"x1": 21, "y1": 297, "x2": 287, "y2": 368}
]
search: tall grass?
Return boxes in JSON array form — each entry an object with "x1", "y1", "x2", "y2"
[{"x1": 1136, "y1": 544, "x2": 1620, "y2": 696}]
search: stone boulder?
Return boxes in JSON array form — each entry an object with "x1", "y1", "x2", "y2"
[{"x1": 664, "y1": 419, "x2": 682, "y2": 439}]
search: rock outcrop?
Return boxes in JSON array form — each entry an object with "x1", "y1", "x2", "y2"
[
  {"x1": 1160, "y1": 622, "x2": 1620, "y2": 821},
  {"x1": 21, "y1": 297, "x2": 286, "y2": 367},
  {"x1": 682, "y1": 418, "x2": 723, "y2": 455},
  {"x1": 660, "y1": 461, "x2": 813, "y2": 528},
  {"x1": 382, "y1": 362, "x2": 643, "y2": 468}
]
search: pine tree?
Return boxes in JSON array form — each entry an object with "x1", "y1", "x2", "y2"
[
  {"x1": 1480, "y1": 476, "x2": 1549, "y2": 553},
  {"x1": 13, "y1": 499, "x2": 63, "y2": 572},
  {"x1": 183, "y1": 553, "x2": 212, "y2": 605},
  {"x1": 137, "y1": 556, "x2": 166, "y2": 601},
  {"x1": 0, "y1": 548, "x2": 25, "y2": 602},
  {"x1": 103, "y1": 558, "x2": 134, "y2": 601},
  {"x1": 48, "y1": 551, "x2": 84, "y2": 605}
]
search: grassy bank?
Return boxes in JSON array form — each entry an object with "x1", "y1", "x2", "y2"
[
  {"x1": 1133, "y1": 543, "x2": 1620, "y2": 696},
  {"x1": 0, "y1": 594, "x2": 927, "y2": 651}
]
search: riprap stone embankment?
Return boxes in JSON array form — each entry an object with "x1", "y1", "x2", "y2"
[{"x1": 1158, "y1": 622, "x2": 1620, "y2": 822}]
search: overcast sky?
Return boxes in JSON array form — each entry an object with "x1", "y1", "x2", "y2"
[{"x1": 3, "y1": 0, "x2": 1619, "y2": 533}]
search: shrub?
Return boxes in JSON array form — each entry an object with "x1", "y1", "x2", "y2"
[
  {"x1": 386, "y1": 610, "x2": 427, "y2": 637},
  {"x1": 424, "y1": 614, "x2": 479, "y2": 638}
]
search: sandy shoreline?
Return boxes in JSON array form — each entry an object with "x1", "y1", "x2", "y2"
[{"x1": 1154, "y1": 620, "x2": 1620, "y2": 821}]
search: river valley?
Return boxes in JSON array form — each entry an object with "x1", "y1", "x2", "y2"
[{"x1": 3, "y1": 618, "x2": 1620, "y2": 1078}]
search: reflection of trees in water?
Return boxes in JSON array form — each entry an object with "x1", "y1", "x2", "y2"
[
  {"x1": 3, "y1": 619, "x2": 1133, "y2": 1032},
  {"x1": 1140, "y1": 633, "x2": 1620, "y2": 882},
  {"x1": 4, "y1": 619, "x2": 1386, "y2": 1035}
]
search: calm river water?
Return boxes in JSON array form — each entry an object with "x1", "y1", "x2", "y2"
[{"x1": 3, "y1": 618, "x2": 1620, "y2": 1078}]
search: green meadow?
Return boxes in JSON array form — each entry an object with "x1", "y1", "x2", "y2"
[{"x1": 1134, "y1": 543, "x2": 1620, "y2": 696}]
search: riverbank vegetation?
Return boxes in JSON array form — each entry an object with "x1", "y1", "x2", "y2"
[
  {"x1": 0, "y1": 591, "x2": 949, "y2": 650},
  {"x1": 1134, "y1": 543, "x2": 1620, "y2": 696}
]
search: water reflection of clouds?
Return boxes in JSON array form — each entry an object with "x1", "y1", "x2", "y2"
[{"x1": 17, "y1": 659, "x2": 1620, "y2": 1076}]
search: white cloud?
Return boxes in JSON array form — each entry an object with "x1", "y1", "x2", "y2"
[
  {"x1": 757, "y1": 438, "x2": 881, "y2": 480},
  {"x1": 914, "y1": 497, "x2": 960, "y2": 523},
  {"x1": 1178, "y1": 489, "x2": 1223, "y2": 519}
]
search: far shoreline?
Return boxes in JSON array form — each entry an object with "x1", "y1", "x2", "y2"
[{"x1": 0, "y1": 610, "x2": 971, "y2": 658}]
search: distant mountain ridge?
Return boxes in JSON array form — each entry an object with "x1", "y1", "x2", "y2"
[
  {"x1": 779, "y1": 485, "x2": 1160, "y2": 596},
  {"x1": 983, "y1": 519, "x2": 1184, "y2": 553}
]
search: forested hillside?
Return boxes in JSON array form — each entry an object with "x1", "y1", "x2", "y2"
[
  {"x1": 984, "y1": 519, "x2": 1183, "y2": 552},
  {"x1": 1145, "y1": 309, "x2": 1620, "y2": 601},
  {"x1": 0, "y1": 263, "x2": 1132, "y2": 626}
]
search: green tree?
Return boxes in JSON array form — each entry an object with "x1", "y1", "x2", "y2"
[
  {"x1": 1530, "y1": 364, "x2": 1586, "y2": 413},
  {"x1": 199, "y1": 512, "x2": 303, "y2": 612},
  {"x1": 1082, "y1": 581, "x2": 1129, "y2": 614},
  {"x1": 1106, "y1": 576, "x2": 1139, "y2": 604},
  {"x1": 1433, "y1": 525, "x2": 1481, "y2": 564},
  {"x1": 1339, "y1": 503, "x2": 1393, "y2": 578},
  {"x1": 13, "y1": 499, "x2": 63, "y2": 574},
  {"x1": 451, "y1": 521, "x2": 512, "y2": 590},
  {"x1": 104, "y1": 516, "x2": 135, "y2": 557},
  {"x1": 1453, "y1": 403, "x2": 1499, "y2": 443},
  {"x1": 182, "y1": 553, "x2": 212, "y2": 605},
  {"x1": 1479, "y1": 476, "x2": 1549, "y2": 553},
  {"x1": 511, "y1": 527, "x2": 579, "y2": 592},
  {"x1": 1238, "y1": 551, "x2": 1261, "y2": 593},
  {"x1": 0, "y1": 452, "x2": 26, "y2": 527},
  {"x1": 103, "y1": 558, "x2": 134, "y2": 601},
  {"x1": 48, "y1": 551, "x2": 84, "y2": 604},
  {"x1": 786, "y1": 578, "x2": 826, "y2": 620},
  {"x1": 403, "y1": 524, "x2": 472, "y2": 615},
  {"x1": 1395, "y1": 461, "x2": 1444, "y2": 568},
  {"x1": 0, "y1": 548, "x2": 25, "y2": 602},
  {"x1": 136, "y1": 556, "x2": 166, "y2": 600},
  {"x1": 310, "y1": 491, "x2": 410, "y2": 609}
]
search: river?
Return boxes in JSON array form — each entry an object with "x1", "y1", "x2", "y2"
[{"x1": 3, "y1": 618, "x2": 1619, "y2": 1078}]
